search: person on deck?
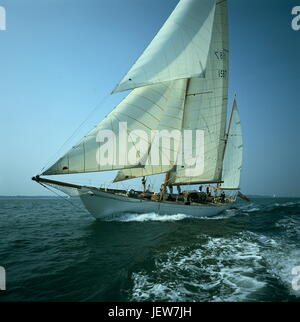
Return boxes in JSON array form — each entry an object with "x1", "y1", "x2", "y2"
[
  {"x1": 160, "y1": 184, "x2": 167, "y2": 201},
  {"x1": 142, "y1": 176, "x2": 146, "y2": 192},
  {"x1": 221, "y1": 191, "x2": 226, "y2": 203},
  {"x1": 168, "y1": 185, "x2": 173, "y2": 194},
  {"x1": 206, "y1": 186, "x2": 211, "y2": 197},
  {"x1": 177, "y1": 185, "x2": 181, "y2": 194}
]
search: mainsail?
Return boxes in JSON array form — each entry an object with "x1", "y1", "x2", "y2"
[
  {"x1": 220, "y1": 98, "x2": 243, "y2": 190},
  {"x1": 169, "y1": 0, "x2": 228, "y2": 185},
  {"x1": 42, "y1": 0, "x2": 236, "y2": 189}
]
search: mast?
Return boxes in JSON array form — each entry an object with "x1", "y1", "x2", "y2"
[
  {"x1": 219, "y1": 95, "x2": 237, "y2": 178},
  {"x1": 163, "y1": 171, "x2": 171, "y2": 188}
]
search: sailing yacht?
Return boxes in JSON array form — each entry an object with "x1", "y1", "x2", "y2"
[{"x1": 32, "y1": 0, "x2": 244, "y2": 219}]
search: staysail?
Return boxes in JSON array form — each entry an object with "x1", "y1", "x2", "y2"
[
  {"x1": 220, "y1": 98, "x2": 243, "y2": 190},
  {"x1": 112, "y1": 0, "x2": 216, "y2": 93}
]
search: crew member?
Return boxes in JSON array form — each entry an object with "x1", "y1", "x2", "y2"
[
  {"x1": 142, "y1": 176, "x2": 146, "y2": 192},
  {"x1": 160, "y1": 184, "x2": 167, "y2": 201},
  {"x1": 206, "y1": 186, "x2": 211, "y2": 196},
  {"x1": 221, "y1": 191, "x2": 226, "y2": 203}
]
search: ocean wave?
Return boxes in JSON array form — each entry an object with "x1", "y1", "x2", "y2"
[
  {"x1": 275, "y1": 217, "x2": 300, "y2": 236},
  {"x1": 265, "y1": 201, "x2": 300, "y2": 213},
  {"x1": 259, "y1": 238, "x2": 300, "y2": 297},
  {"x1": 237, "y1": 203, "x2": 261, "y2": 214},
  {"x1": 243, "y1": 207, "x2": 261, "y2": 213},
  {"x1": 247, "y1": 231, "x2": 300, "y2": 298},
  {"x1": 235, "y1": 201, "x2": 300, "y2": 219},
  {"x1": 198, "y1": 208, "x2": 239, "y2": 220},
  {"x1": 274, "y1": 201, "x2": 300, "y2": 208},
  {"x1": 130, "y1": 233, "x2": 266, "y2": 302}
]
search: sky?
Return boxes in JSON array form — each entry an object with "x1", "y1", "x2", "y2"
[{"x1": 0, "y1": 0, "x2": 299, "y2": 197}]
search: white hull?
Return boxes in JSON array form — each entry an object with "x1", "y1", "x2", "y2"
[{"x1": 79, "y1": 187, "x2": 232, "y2": 220}]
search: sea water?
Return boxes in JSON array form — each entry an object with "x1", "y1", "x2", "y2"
[{"x1": 0, "y1": 197, "x2": 299, "y2": 302}]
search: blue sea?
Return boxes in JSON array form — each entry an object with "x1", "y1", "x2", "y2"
[{"x1": 0, "y1": 197, "x2": 299, "y2": 302}]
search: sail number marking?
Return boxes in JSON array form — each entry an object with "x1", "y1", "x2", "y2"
[
  {"x1": 215, "y1": 50, "x2": 227, "y2": 60},
  {"x1": 218, "y1": 70, "x2": 227, "y2": 78}
]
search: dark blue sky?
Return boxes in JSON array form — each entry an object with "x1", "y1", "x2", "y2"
[{"x1": 0, "y1": 0, "x2": 299, "y2": 196}]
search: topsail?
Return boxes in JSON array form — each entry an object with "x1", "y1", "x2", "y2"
[{"x1": 112, "y1": 0, "x2": 216, "y2": 93}]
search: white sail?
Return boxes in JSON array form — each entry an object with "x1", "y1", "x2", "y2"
[
  {"x1": 112, "y1": 0, "x2": 216, "y2": 94},
  {"x1": 169, "y1": 0, "x2": 229, "y2": 185},
  {"x1": 220, "y1": 99, "x2": 243, "y2": 190},
  {"x1": 114, "y1": 78, "x2": 189, "y2": 182},
  {"x1": 42, "y1": 79, "x2": 187, "y2": 176}
]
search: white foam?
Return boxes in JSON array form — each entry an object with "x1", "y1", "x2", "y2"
[
  {"x1": 264, "y1": 247, "x2": 300, "y2": 297},
  {"x1": 258, "y1": 218, "x2": 300, "y2": 297},
  {"x1": 200, "y1": 208, "x2": 238, "y2": 220},
  {"x1": 275, "y1": 217, "x2": 300, "y2": 239},
  {"x1": 107, "y1": 212, "x2": 190, "y2": 222},
  {"x1": 243, "y1": 207, "x2": 260, "y2": 213},
  {"x1": 130, "y1": 233, "x2": 266, "y2": 302},
  {"x1": 274, "y1": 201, "x2": 299, "y2": 207}
]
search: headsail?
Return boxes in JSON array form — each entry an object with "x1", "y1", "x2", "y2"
[
  {"x1": 220, "y1": 98, "x2": 243, "y2": 190},
  {"x1": 112, "y1": 0, "x2": 216, "y2": 93}
]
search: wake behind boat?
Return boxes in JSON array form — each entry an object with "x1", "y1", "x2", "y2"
[{"x1": 32, "y1": 0, "x2": 249, "y2": 220}]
